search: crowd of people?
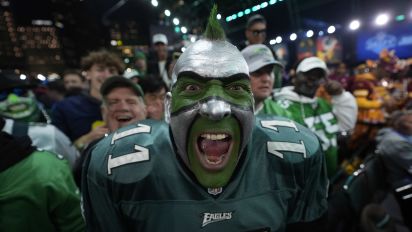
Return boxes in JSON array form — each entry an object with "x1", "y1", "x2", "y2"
[{"x1": 0, "y1": 6, "x2": 411, "y2": 232}]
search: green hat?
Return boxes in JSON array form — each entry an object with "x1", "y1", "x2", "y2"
[
  {"x1": 100, "y1": 76, "x2": 144, "y2": 97},
  {"x1": 134, "y1": 51, "x2": 146, "y2": 60}
]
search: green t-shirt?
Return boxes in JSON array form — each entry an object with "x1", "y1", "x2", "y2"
[
  {"x1": 83, "y1": 117, "x2": 328, "y2": 232},
  {"x1": 274, "y1": 88, "x2": 339, "y2": 177}
]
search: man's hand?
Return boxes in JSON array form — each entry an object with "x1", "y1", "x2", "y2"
[
  {"x1": 74, "y1": 125, "x2": 109, "y2": 151},
  {"x1": 324, "y1": 80, "x2": 343, "y2": 96}
]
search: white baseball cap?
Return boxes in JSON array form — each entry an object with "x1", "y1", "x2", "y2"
[
  {"x1": 241, "y1": 44, "x2": 283, "y2": 73},
  {"x1": 296, "y1": 57, "x2": 328, "y2": 73},
  {"x1": 152, "y1": 33, "x2": 168, "y2": 45},
  {"x1": 123, "y1": 69, "x2": 141, "y2": 79}
]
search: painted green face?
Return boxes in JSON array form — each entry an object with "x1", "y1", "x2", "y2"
[
  {"x1": 171, "y1": 75, "x2": 253, "y2": 111},
  {"x1": 171, "y1": 75, "x2": 253, "y2": 187},
  {"x1": 0, "y1": 91, "x2": 39, "y2": 122}
]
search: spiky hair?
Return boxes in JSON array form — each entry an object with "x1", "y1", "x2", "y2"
[{"x1": 203, "y1": 5, "x2": 226, "y2": 40}]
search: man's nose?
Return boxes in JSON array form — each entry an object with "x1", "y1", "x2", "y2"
[
  {"x1": 102, "y1": 69, "x2": 114, "y2": 77},
  {"x1": 260, "y1": 73, "x2": 271, "y2": 82},
  {"x1": 199, "y1": 99, "x2": 231, "y2": 121}
]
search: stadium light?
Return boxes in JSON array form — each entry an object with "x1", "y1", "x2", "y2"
[
  {"x1": 151, "y1": 0, "x2": 158, "y2": 7},
  {"x1": 164, "y1": 9, "x2": 171, "y2": 17},
  {"x1": 269, "y1": 39, "x2": 276, "y2": 45},
  {"x1": 349, "y1": 20, "x2": 360, "y2": 30},
  {"x1": 290, "y1": 33, "x2": 297, "y2": 41},
  {"x1": 327, "y1": 25, "x2": 336, "y2": 34},
  {"x1": 375, "y1": 13, "x2": 389, "y2": 26}
]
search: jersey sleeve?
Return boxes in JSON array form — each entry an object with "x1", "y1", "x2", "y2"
[
  {"x1": 287, "y1": 142, "x2": 328, "y2": 223},
  {"x1": 82, "y1": 121, "x2": 165, "y2": 231},
  {"x1": 255, "y1": 115, "x2": 329, "y2": 224},
  {"x1": 285, "y1": 121, "x2": 329, "y2": 224},
  {"x1": 82, "y1": 137, "x2": 127, "y2": 232}
]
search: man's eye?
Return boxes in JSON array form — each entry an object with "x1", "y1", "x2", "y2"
[
  {"x1": 184, "y1": 84, "x2": 200, "y2": 92},
  {"x1": 126, "y1": 100, "x2": 138, "y2": 105},
  {"x1": 109, "y1": 68, "x2": 118, "y2": 74},
  {"x1": 107, "y1": 100, "x2": 118, "y2": 106}
]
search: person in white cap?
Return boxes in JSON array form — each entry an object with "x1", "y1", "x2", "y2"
[
  {"x1": 148, "y1": 33, "x2": 173, "y2": 88},
  {"x1": 274, "y1": 56, "x2": 354, "y2": 178},
  {"x1": 241, "y1": 44, "x2": 290, "y2": 117}
]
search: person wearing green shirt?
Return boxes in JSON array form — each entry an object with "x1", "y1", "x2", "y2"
[
  {"x1": 274, "y1": 57, "x2": 339, "y2": 177},
  {"x1": 0, "y1": 118, "x2": 85, "y2": 232},
  {"x1": 82, "y1": 7, "x2": 328, "y2": 232}
]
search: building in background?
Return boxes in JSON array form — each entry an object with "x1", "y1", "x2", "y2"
[{"x1": 0, "y1": 1, "x2": 23, "y2": 69}]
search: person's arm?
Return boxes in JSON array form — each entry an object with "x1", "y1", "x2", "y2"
[
  {"x1": 73, "y1": 125, "x2": 109, "y2": 152},
  {"x1": 330, "y1": 91, "x2": 358, "y2": 131},
  {"x1": 81, "y1": 145, "x2": 126, "y2": 232},
  {"x1": 286, "y1": 136, "x2": 329, "y2": 231},
  {"x1": 51, "y1": 126, "x2": 80, "y2": 169},
  {"x1": 51, "y1": 102, "x2": 72, "y2": 140},
  {"x1": 382, "y1": 139, "x2": 412, "y2": 175},
  {"x1": 325, "y1": 80, "x2": 358, "y2": 132}
]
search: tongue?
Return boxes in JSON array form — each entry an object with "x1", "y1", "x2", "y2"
[{"x1": 200, "y1": 139, "x2": 230, "y2": 157}]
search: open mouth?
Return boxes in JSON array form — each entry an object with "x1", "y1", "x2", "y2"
[
  {"x1": 195, "y1": 132, "x2": 233, "y2": 171},
  {"x1": 8, "y1": 103, "x2": 28, "y2": 112},
  {"x1": 116, "y1": 115, "x2": 133, "y2": 124}
]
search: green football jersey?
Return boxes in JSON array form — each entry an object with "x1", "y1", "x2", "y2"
[
  {"x1": 0, "y1": 151, "x2": 85, "y2": 232},
  {"x1": 256, "y1": 98, "x2": 292, "y2": 118},
  {"x1": 274, "y1": 88, "x2": 339, "y2": 177},
  {"x1": 83, "y1": 117, "x2": 328, "y2": 232}
]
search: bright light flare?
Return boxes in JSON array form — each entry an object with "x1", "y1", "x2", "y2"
[
  {"x1": 375, "y1": 13, "x2": 389, "y2": 26},
  {"x1": 327, "y1": 25, "x2": 336, "y2": 34},
  {"x1": 349, "y1": 20, "x2": 360, "y2": 30},
  {"x1": 290, "y1": 33, "x2": 297, "y2": 41}
]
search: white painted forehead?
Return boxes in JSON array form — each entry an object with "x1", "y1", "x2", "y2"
[{"x1": 171, "y1": 39, "x2": 249, "y2": 87}]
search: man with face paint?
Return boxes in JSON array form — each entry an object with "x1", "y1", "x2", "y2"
[
  {"x1": 274, "y1": 57, "x2": 341, "y2": 177},
  {"x1": 82, "y1": 7, "x2": 328, "y2": 232}
]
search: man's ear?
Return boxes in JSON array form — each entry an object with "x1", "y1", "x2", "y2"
[
  {"x1": 164, "y1": 92, "x2": 172, "y2": 123},
  {"x1": 84, "y1": 70, "x2": 92, "y2": 81}
]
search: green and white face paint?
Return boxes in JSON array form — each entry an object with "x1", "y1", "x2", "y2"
[
  {"x1": 166, "y1": 39, "x2": 255, "y2": 188},
  {"x1": 0, "y1": 90, "x2": 39, "y2": 122}
]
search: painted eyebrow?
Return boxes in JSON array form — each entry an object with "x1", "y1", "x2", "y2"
[{"x1": 177, "y1": 72, "x2": 249, "y2": 83}]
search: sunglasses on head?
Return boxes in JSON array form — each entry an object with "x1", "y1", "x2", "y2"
[
  {"x1": 0, "y1": 88, "x2": 29, "y2": 101},
  {"x1": 250, "y1": 29, "x2": 266, "y2": 36}
]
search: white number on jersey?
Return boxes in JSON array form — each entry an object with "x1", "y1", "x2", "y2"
[
  {"x1": 261, "y1": 119, "x2": 306, "y2": 159},
  {"x1": 111, "y1": 124, "x2": 151, "y2": 144},
  {"x1": 107, "y1": 145, "x2": 149, "y2": 175},
  {"x1": 107, "y1": 124, "x2": 152, "y2": 174},
  {"x1": 261, "y1": 120, "x2": 299, "y2": 132}
]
